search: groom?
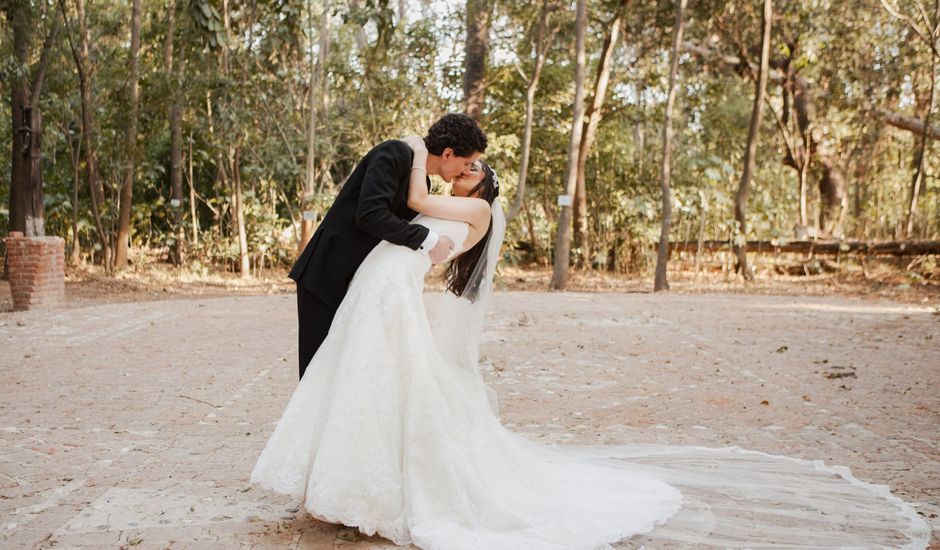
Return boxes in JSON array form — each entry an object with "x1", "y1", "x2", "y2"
[{"x1": 289, "y1": 113, "x2": 488, "y2": 379}]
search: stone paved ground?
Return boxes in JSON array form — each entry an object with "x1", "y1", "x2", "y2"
[{"x1": 0, "y1": 291, "x2": 937, "y2": 549}]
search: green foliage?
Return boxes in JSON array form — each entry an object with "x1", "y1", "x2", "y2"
[
  {"x1": 0, "y1": 0, "x2": 937, "y2": 275},
  {"x1": 188, "y1": 0, "x2": 226, "y2": 49}
]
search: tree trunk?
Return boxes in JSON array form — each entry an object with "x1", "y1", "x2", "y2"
[
  {"x1": 784, "y1": 62, "x2": 845, "y2": 235},
  {"x1": 906, "y1": 43, "x2": 937, "y2": 237},
  {"x1": 170, "y1": 72, "x2": 185, "y2": 262},
  {"x1": 507, "y1": 0, "x2": 552, "y2": 224},
  {"x1": 463, "y1": 0, "x2": 489, "y2": 120},
  {"x1": 9, "y1": 1, "x2": 37, "y2": 238},
  {"x1": 573, "y1": 0, "x2": 628, "y2": 267},
  {"x1": 790, "y1": 68, "x2": 845, "y2": 235},
  {"x1": 220, "y1": 0, "x2": 248, "y2": 277},
  {"x1": 233, "y1": 149, "x2": 250, "y2": 278},
  {"x1": 852, "y1": 121, "x2": 885, "y2": 237},
  {"x1": 187, "y1": 133, "x2": 199, "y2": 245},
  {"x1": 7, "y1": 2, "x2": 57, "y2": 241},
  {"x1": 301, "y1": 3, "x2": 318, "y2": 253},
  {"x1": 654, "y1": 0, "x2": 687, "y2": 292},
  {"x1": 819, "y1": 158, "x2": 847, "y2": 236},
  {"x1": 549, "y1": 0, "x2": 587, "y2": 290},
  {"x1": 114, "y1": 0, "x2": 142, "y2": 269},
  {"x1": 314, "y1": 21, "x2": 333, "y2": 188},
  {"x1": 797, "y1": 144, "x2": 810, "y2": 226},
  {"x1": 732, "y1": 0, "x2": 772, "y2": 281},
  {"x1": 61, "y1": 0, "x2": 112, "y2": 272},
  {"x1": 694, "y1": 189, "x2": 707, "y2": 281},
  {"x1": 165, "y1": 0, "x2": 186, "y2": 264},
  {"x1": 522, "y1": 198, "x2": 539, "y2": 256},
  {"x1": 63, "y1": 122, "x2": 82, "y2": 264},
  {"x1": 301, "y1": 3, "x2": 330, "y2": 253}
]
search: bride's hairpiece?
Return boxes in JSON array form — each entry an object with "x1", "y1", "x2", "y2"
[{"x1": 491, "y1": 170, "x2": 499, "y2": 191}]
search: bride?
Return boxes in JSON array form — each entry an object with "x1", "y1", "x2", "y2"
[{"x1": 251, "y1": 137, "x2": 930, "y2": 549}]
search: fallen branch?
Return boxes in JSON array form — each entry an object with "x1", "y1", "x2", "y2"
[{"x1": 666, "y1": 240, "x2": 940, "y2": 256}]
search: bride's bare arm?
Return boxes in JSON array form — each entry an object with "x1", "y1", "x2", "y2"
[{"x1": 401, "y1": 137, "x2": 490, "y2": 239}]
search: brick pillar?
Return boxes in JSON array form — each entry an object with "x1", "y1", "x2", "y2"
[{"x1": 4, "y1": 232, "x2": 66, "y2": 311}]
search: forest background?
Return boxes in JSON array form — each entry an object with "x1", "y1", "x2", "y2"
[{"x1": 2, "y1": 0, "x2": 939, "y2": 296}]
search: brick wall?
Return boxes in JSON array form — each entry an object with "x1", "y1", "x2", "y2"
[{"x1": 4, "y1": 232, "x2": 65, "y2": 311}]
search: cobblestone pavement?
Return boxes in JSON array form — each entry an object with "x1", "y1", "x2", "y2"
[{"x1": 0, "y1": 292, "x2": 937, "y2": 549}]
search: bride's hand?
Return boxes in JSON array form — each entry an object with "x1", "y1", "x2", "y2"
[
  {"x1": 406, "y1": 135, "x2": 430, "y2": 212},
  {"x1": 401, "y1": 135, "x2": 427, "y2": 154}
]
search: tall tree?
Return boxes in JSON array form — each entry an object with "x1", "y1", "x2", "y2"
[
  {"x1": 907, "y1": 47, "x2": 937, "y2": 237},
  {"x1": 114, "y1": 0, "x2": 142, "y2": 269},
  {"x1": 61, "y1": 0, "x2": 112, "y2": 272},
  {"x1": 301, "y1": 2, "x2": 330, "y2": 252},
  {"x1": 732, "y1": 0, "x2": 772, "y2": 280},
  {"x1": 6, "y1": 2, "x2": 59, "y2": 241},
  {"x1": 62, "y1": 121, "x2": 82, "y2": 265},
  {"x1": 507, "y1": 0, "x2": 555, "y2": 224},
  {"x1": 221, "y1": 0, "x2": 249, "y2": 277},
  {"x1": 654, "y1": 0, "x2": 687, "y2": 292},
  {"x1": 165, "y1": 0, "x2": 186, "y2": 265},
  {"x1": 232, "y1": 147, "x2": 249, "y2": 277},
  {"x1": 688, "y1": 34, "x2": 848, "y2": 236},
  {"x1": 549, "y1": 0, "x2": 587, "y2": 290},
  {"x1": 879, "y1": 0, "x2": 940, "y2": 237},
  {"x1": 573, "y1": 0, "x2": 629, "y2": 267},
  {"x1": 464, "y1": 0, "x2": 490, "y2": 120}
]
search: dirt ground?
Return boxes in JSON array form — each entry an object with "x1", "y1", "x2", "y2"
[
  {"x1": 0, "y1": 266, "x2": 938, "y2": 548},
  {"x1": 1, "y1": 249, "x2": 939, "y2": 313}
]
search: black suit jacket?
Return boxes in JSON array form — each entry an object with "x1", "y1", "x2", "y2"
[{"x1": 289, "y1": 140, "x2": 430, "y2": 307}]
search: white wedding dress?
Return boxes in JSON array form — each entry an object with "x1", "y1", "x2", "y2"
[{"x1": 251, "y1": 214, "x2": 930, "y2": 549}]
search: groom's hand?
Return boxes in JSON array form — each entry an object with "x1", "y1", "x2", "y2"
[{"x1": 429, "y1": 236, "x2": 455, "y2": 265}]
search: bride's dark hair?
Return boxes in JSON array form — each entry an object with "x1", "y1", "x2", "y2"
[{"x1": 445, "y1": 161, "x2": 499, "y2": 301}]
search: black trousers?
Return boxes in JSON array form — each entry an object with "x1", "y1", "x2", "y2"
[{"x1": 296, "y1": 283, "x2": 338, "y2": 380}]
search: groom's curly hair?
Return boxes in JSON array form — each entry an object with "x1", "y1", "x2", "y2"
[{"x1": 423, "y1": 114, "x2": 488, "y2": 157}]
